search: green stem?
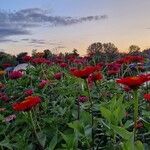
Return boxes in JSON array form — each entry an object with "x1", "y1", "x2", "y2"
[
  {"x1": 133, "y1": 90, "x2": 139, "y2": 141},
  {"x1": 85, "y1": 80, "x2": 94, "y2": 149},
  {"x1": 29, "y1": 111, "x2": 44, "y2": 149}
]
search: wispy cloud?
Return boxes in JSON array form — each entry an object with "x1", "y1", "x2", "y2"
[
  {"x1": 0, "y1": 8, "x2": 108, "y2": 41},
  {"x1": 21, "y1": 38, "x2": 46, "y2": 44}
]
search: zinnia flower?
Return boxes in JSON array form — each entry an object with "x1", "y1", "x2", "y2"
[
  {"x1": 2, "y1": 63, "x2": 12, "y2": 69},
  {"x1": 9, "y1": 71, "x2": 23, "y2": 79},
  {"x1": 59, "y1": 63, "x2": 68, "y2": 68},
  {"x1": 78, "y1": 96, "x2": 89, "y2": 103},
  {"x1": 12, "y1": 96, "x2": 41, "y2": 111},
  {"x1": 0, "y1": 93, "x2": 9, "y2": 102},
  {"x1": 116, "y1": 75, "x2": 148, "y2": 89},
  {"x1": 24, "y1": 89, "x2": 34, "y2": 96},
  {"x1": 38, "y1": 80, "x2": 49, "y2": 89},
  {"x1": 22, "y1": 55, "x2": 32, "y2": 62},
  {"x1": 54, "y1": 72, "x2": 63, "y2": 80},
  {"x1": 88, "y1": 72, "x2": 103, "y2": 82},
  {"x1": 71, "y1": 66, "x2": 98, "y2": 79},
  {"x1": 144, "y1": 94, "x2": 150, "y2": 102}
]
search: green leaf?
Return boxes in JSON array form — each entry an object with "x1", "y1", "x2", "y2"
[
  {"x1": 0, "y1": 114, "x2": 4, "y2": 121},
  {"x1": 0, "y1": 139, "x2": 13, "y2": 150},
  {"x1": 111, "y1": 125, "x2": 133, "y2": 140},
  {"x1": 68, "y1": 121, "x2": 84, "y2": 135},
  {"x1": 121, "y1": 140, "x2": 134, "y2": 150},
  {"x1": 37, "y1": 132, "x2": 46, "y2": 147},
  {"x1": 60, "y1": 132, "x2": 76, "y2": 149},
  {"x1": 135, "y1": 140, "x2": 144, "y2": 150},
  {"x1": 100, "y1": 106, "x2": 112, "y2": 123},
  {"x1": 47, "y1": 134, "x2": 57, "y2": 150}
]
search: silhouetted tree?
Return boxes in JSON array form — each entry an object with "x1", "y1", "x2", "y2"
[
  {"x1": 103, "y1": 42, "x2": 119, "y2": 62},
  {"x1": 87, "y1": 42, "x2": 103, "y2": 55},
  {"x1": 142, "y1": 48, "x2": 150, "y2": 59},
  {"x1": 129, "y1": 45, "x2": 141, "y2": 55},
  {"x1": 44, "y1": 49, "x2": 53, "y2": 59},
  {"x1": 16, "y1": 52, "x2": 28, "y2": 63},
  {"x1": 87, "y1": 42, "x2": 119, "y2": 62},
  {"x1": 0, "y1": 52, "x2": 16, "y2": 68}
]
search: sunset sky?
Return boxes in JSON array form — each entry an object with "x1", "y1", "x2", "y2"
[{"x1": 0, "y1": 0, "x2": 150, "y2": 55}]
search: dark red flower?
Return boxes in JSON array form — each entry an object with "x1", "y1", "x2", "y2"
[
  {"x1": 88, "y1": 72, "x2": 103, "y2": 82},
  {"x1": 2, "y1": 63, "x2": 12, "y2": 69},
  {"x1": 78, "y1": 96, "x2": 89, "y2": 103},
  {"x1": 54, "y1": 72, "x2": 63, "y2": 80},
  {"x1": 31, "y1": 58, "x2": 51, "y2": 65},
  {"x1": 0, "y1": 93, "x2": 9, "y2": 102},
  {"x1": 59, "y1": 63, "x2": 68, "y2": 68},
  {"x1": 144, "y1": 94, "x2": 150, "y2": 102},
  {"x1": 9, "y1": 71, "x2": 23, "y2": 79},
  {"x1": 38, "y1": 80, "x2": 49, "y2": 89},
  {"x1": 135, "y1": 121, "x2": 143, "y2": 129},
  {"x1": 12, "y1": 96, "x2": 41, "y2": 111},
  {"x1": 24, "y1": 89, "x2": 34, "y2": 96},
  {"x1": 22, "y1": 55, "x2": 32, "y2": 62}
]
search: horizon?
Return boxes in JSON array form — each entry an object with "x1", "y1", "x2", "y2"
[{"x1": 0, "y1": 0, "x2": 150, "y2": 55}]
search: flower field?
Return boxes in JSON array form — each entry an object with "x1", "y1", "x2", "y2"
[{"x1": 0, "y1": 51, "x2": 150, "y2": 150}]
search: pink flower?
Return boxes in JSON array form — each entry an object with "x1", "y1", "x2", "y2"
[{"x1": 9, "y1": 71, "x2": 23, "y2": 79}]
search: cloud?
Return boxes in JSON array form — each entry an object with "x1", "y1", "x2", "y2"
[
  {"x1": 21, "y1": 38, "x2": 46, "y2": 44},
  {"x1": 0, "y1": 39, "x2": 18, "y2": 43},
  {"x1": 0, "y1": 28, "x2": 30, "y2": 38},
  {"x1": 0, "y1": 8, "x2": 108, "y2": 40}
]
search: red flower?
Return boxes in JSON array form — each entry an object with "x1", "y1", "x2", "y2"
[
  {"x1": 71, "y1": 66, "x2": 98, "y2": 79},
  {"x1": 54, "y1": 72, "x2": 63, "y2": 80},
  {"x1": 59, "y1": 63, "x2": 68, "y2": 68},
  {"x1": 9, "y1": 71, "x2": 23, "y2": 79},
  {"x1": 88, "y1": 72, "x2": 103, "y2": 82},
  {"x1": 12, "y1": 96, "x2": 41, "y2": 111},
  {"x1": 24, "y1": 89, "x2": 34, "y2": 96},
  {"x1": 32, "y1": 58, "x2": 51, "y2": 65},
  {"x1": 38, "y1": 80, "x2": 49, "y2": 89},
  {"x1": 116, "y1": 75, "x2": 148, "y2": 89},
  {"x1": 144, "y1": 94, "x2": 150, "y2": 102},
  {"x1": 22, "y1": 55, "x2": 32, "y2": 62}
]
